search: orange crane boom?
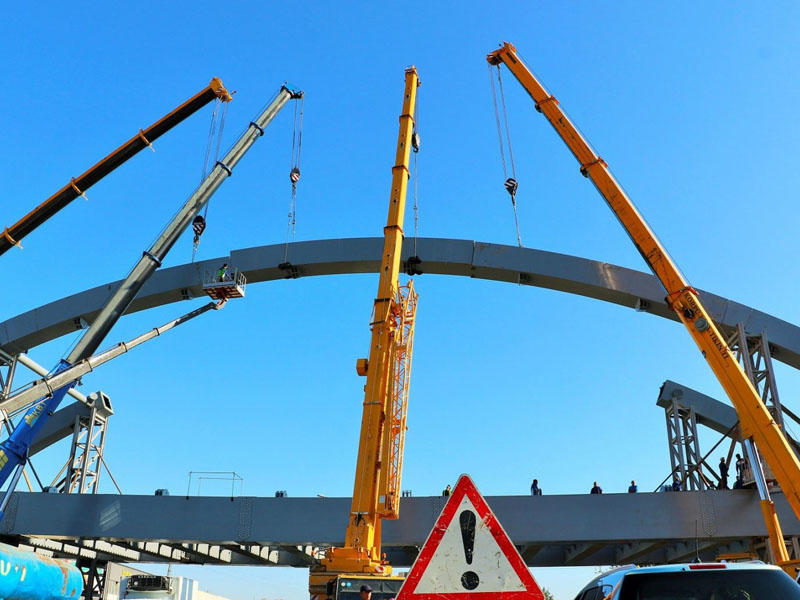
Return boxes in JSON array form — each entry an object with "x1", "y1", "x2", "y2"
[
  {"x1": 488, "y1": 41, "x2": 797, "y2": 569},
  {"x1": 0, "y1": 78, "x2": 232, "y2": 256}
]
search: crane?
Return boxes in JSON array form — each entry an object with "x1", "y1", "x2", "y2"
[
  {"x1": 487, "y1": 41, "x2": 800, "y2": 572},
  {"x1": 0, "y1": 78, "x2": 232, "y2": 257},
  {"x1": 309, "y1": 67, "x2": 420, "y2": 600},
  {"x1": 0, "y1": 85, "x2": 302, "y2": 517},
  {"x1": 0, "y1": 300, "x2": 222, "y2": 416}
]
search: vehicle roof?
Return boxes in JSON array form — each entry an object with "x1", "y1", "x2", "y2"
[
  {"x1": 575, "y1": 561, "x2": 779, "y2": 595},
  {"x1": 630, "y1": 561, "x2": 778, "y2": 573}
]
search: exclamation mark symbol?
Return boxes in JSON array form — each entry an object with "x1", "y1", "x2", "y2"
[{"x1": 459, "y1": 510, "x2": 479, "y2": 590}]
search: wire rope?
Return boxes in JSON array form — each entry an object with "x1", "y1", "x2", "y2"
[
  {"x1": 284, "y1": 95, "x2": 304, "y2": 263},
  {"x1": 412, "y1": 98, "x2": 420, "y2": 258},
  {"x1": 192, "y1": 100, "x2": 229, "y2": 262},
  {"x1": 489, "y1": 65, "x2": 523, "y2": 247}
]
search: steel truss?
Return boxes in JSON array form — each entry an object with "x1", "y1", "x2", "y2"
[
  {"x1": 729, "y1": 324, "x2": 785, "y2": 429},
  {"x1": 664, "y1": 397, "x2": 707, "y2": 491},
  {"x1": 0, "y1": 350, "x2": 118, "y2": 495},
  {"x1": 50, "y1": 392, "x2": 115, "y2": 494}
]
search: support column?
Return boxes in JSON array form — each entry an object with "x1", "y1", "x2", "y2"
[
  {"x1": 53, "y1": 392, "x2": 113, "y2": 494},
  {"x1": 78, "y1": 558, "x2": 107, "y2": 600},
  {"x1": 664, "y1": 398, "x2": 707, "y2": 490}
]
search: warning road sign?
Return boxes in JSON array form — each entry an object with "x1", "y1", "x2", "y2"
[{"x1": 396, "y1": 474, "x2": 544, "y2": 600}]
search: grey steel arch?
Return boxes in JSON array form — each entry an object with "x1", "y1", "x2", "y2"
[{"x1": 2, "y1": 238, "x2": 799, "y2": 369}]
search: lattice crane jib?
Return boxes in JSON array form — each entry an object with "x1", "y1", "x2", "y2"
[{"x1": 381, "y1": 281, "x2": 417, "y2": 520}]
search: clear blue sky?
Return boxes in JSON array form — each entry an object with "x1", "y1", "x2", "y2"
[{"x1": 4, "y1": 2, "x2": 800, "y2": 599}]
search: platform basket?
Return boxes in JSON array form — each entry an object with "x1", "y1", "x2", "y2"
[{"x1": 202, "y1": 267, "x2": 246, "y2": 300}]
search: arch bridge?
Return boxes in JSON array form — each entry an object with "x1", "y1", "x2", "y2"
[{"x1": 2, "y1": 238, "x2": 800, "y2": 568}]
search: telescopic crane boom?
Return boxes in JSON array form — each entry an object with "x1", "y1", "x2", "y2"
[
  {"x1": 0, "y1": 85, "x2": 301, "y2": 518},
  {"x1": 487, "y1": 41, "x2": 798, "y2": 570},
  {"x1": 310, "y1": 67, "x2": 420, "y2": 600},
  {"x1": 0, "y1": 300, "x2": 220, "y2": 416},
  {"x1": 0, "y1": 78, "x2": 232, "y2": 257}
]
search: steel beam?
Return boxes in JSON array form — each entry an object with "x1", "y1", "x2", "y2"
[
  {"x1": 615, "y1": 541, "x2": 665, "y2": 564},
  {"x1": 0, "y1": 491, "x2": 798, "y2": 567},
  {"x1": 30, "y1": 402, "x2": 92, "y2": 456},
  {"x1": 665, "y1": 540, "x2": 727, "y2": 563},
  {"x1": 3, "y1": 239, "x2": 800, "y2": 372},
  {"x1": 564, "y1": 543, "x2": 604, "y2": 564},
  {"x1": 657, "y1": 381, "x2": 740, "y2": 437}
]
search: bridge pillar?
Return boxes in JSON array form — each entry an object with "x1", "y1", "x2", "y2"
[
  {"x1": 729, "y1": 324, "x2": 786, "y2": 429},
  {"x1": 53, "y1": 392, "x2": 114, "y2": 494},
  {"x1": 664, "y1": 397, "x2": 707, "y2": 490},
  {"x1": 78, "y1": 558, "x2": 107, "y2": 600},
  {"x1": 727, "y1": 324, "x2": 789, "y2": 484}
]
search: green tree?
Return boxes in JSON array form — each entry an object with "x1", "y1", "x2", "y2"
[{"x1": 542, "y1": 588, "x2": 556, "y2": 600}]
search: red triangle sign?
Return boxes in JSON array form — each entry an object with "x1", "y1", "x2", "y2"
[{"x1": 396, "y1": 475, "x2": 544, "y2": 600}]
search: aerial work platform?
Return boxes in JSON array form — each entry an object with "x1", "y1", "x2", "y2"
[{"x1": 202, "y1": 266, "x2": 246, "y2": 301}]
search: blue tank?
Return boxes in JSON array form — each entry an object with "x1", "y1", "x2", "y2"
[{"x1": 0, "y1": 542, "x2": 82, "y2": 600}]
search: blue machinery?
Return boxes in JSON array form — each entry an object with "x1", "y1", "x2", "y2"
[
  {"x1": 0, "y1": 85, "x2": 302, "y2": 520},
  {"x1": 0, "y1": 541, "x2": 82, "y2": 600}
]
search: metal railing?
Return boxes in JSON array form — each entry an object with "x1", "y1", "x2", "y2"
[{"x1": 203, "y1": 267, "x2": 247, "y2": 290}]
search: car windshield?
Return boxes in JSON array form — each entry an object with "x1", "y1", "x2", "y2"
[{"x1": 618, "y1": 569, "x2": 800, "y2": 600}]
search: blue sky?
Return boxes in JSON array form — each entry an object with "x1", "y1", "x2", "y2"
[{"x1": 4, "y1": 2, "x2": 800, "y2": 599}]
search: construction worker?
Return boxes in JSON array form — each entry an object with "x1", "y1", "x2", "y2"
[
  {"x1": 442, "y1": 484, "x2": 451, "y2": 497},
  {"x1": 719, "y1": 457, "x2": 729, "y2": 489},
  {"x1": 530, "y1": 479, "x2": 542, "y2": 496},
  {"x1": 735, "y1": 453, "x2": 746, "y2": 480},
  {"x1": 590, "y1": 482, "x2": 603, "y2": 494},
  {"x1": 628, "y1": 480, "x2": 637, "y2": 493},
  {"x1": 216, "y1": 263, "x2": 229, "y2": 282},
  {"x1": 359, "y1": 585, "x2": 372, "y2": 600}
]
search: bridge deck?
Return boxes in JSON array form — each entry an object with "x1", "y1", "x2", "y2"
[{"x1": 2, "y1": 490, "x2": 796, "y2": 567}]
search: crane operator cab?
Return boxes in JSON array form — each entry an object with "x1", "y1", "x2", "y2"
[
  {"x1": 202, "y1": 262, "x2": 246, "y2": 301},
  {"x1": 321, "y1": 575, "x2": 405, "y2": 600}
]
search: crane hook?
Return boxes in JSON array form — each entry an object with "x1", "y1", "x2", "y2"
[
  {"x1": 192, "y1": 215, "x2": 206, "y2": 243},
  {"x1": 504, "y1": 177, "x2": 518, "y2": 198}
]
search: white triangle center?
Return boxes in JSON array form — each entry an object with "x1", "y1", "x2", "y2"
[{"x1": 414, "y1": 495, "x2": 526, "y2": 593}]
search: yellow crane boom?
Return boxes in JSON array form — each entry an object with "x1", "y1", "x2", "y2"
[
  {"x1": 488, "y1": 41, "x2": 797, "y2": 569},
  {"x1": 310, "y1": 67, "x2": 420, "y2": 598}
]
